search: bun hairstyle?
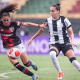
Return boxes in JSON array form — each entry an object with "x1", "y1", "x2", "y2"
[
  {"x1": 0, "y1": 3, "x2": 18, "y2": 19},
  {"x1": 56, "y1": 3, "x2": 60, "y2": 7},
  {"x1": 52, "y1": 3, "x2": 61, "y2": 11}
]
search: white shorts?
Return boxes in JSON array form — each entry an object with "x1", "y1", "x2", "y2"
[{"x1": 5, "y1": 43, "x2": 26, "y2": 55}]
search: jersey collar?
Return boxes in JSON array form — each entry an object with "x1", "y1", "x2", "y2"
[{"x1": 51, "y1": 16, "x2": 60, "y2": 21}]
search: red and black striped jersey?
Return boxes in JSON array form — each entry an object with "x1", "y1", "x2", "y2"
[{"x1": 0, "y1": 20, "x2": 22, "y2": 48}]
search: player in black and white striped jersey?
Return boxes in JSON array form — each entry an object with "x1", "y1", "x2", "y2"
[
  {"x1": 46, "y1": 16, "x2": 71, "y2": 44},
  {"x1": 28, "y1": 3, "x2": 80, "y2": 80}
]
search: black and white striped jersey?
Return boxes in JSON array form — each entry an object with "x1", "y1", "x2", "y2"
[{"x1": 45, "y1": 16, "x2": 72, "y2": 44}]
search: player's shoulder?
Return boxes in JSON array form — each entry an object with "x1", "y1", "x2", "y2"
[
  {"x1": 47, "y1": 16, "x2": 52, "y2": 20},
  {"x1": 60, "y1": 16, "x2": 66, "y2": 20},
  {"x1": 11, "y1": 21, "x2": 21, "y2": 25},
  {"x1": 60, "y1": 16, "x2": 65, "y2": 18},
  {"x1": 11, "y1": 20, "x2": 18, "y2": 24},
  {"x1": 47, "y1": 17, "x2": 52, "y2": 22}
]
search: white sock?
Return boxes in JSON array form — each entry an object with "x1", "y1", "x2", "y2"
[
  {"x1": 72, "y1": 60, "x2": 80, "y2": 72},
  {"x1": 49, "y1": 51, "x2": 62, "y2": 73}
]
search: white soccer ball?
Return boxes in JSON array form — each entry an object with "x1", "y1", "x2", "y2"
[{"x1": 8, "y1": 48, "x2": 20, "y2": 59}]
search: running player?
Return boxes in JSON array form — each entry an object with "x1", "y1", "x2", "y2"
[
  {"x1": 0, "y1": 3, "x2": 46, "y2": 80},
  {"x1": 28, "y1": 3, "x2": 80, "y2": 80}
]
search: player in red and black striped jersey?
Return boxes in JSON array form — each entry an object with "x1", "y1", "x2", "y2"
[
  {"x1": 0, "y1": 20, "x2": 22, "y2": 48},
  {"x1": 0, "y1": 3, "x2": 46, "y2": 80}
]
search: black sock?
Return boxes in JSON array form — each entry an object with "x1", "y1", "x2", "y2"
[
  {"x1": 24, "y1": 60, "x2": 32, "y2": 67},
  {"x1": 14, "y1": 62, "x2": 34, "y2": 76}
]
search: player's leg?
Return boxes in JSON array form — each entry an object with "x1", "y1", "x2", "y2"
[
  {"x1": 49, "y1": 45, "x2": 63, "y2": 80},
  {"x1": 8, "y1": 56, "x2": 38, "y2": 80},
  {"x1": 62, "y1": 43, "x2": 80, "y2": 72},
  {"x1": 65, "y1": 49, "x2": 80, "y2": 72},
  {"x1": 15, "y1": 43, "x2": 38, "y2": 71},
  {"x1": 20, "y1": 51, "x2": 38, "y2": 71}
]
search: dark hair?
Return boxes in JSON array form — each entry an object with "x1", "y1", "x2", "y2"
[
  {"x1": 0, "y1": 3, "x2": 18, "y2": 19},
  {"x1": 52, "y1": 3, "x2": 61, "y2": 11}
]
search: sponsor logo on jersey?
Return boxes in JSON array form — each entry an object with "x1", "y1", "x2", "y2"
[{"x1": 1, "y1": 33, "x2": 13, "y2": 36}]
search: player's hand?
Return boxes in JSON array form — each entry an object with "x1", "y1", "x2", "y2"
[
  {"x1": 39, "y1": 23, "x2": 47, "y2": 31},
  {"x1": 71, "y1": 42, "x2": 78, "y2": 48},
  {"x1": 28, "y1": 39, "x2": 33, "y2": 46}
]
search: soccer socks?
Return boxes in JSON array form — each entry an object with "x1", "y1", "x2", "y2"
[
  {"x1": 24, "y1": 60, "x2": 38, "y2": 71},
  {"x1": 49, "y1": 49, "x2": 62, "y2": 73},
  {"x1": 14, "y1": 62, "x2": 34, "y2": 76},
  {"x1": 24, "y1": 60, "x2": 32, "y2": 67},
  {"x1": 70, "y1": 57, "x2": 80, "y2": 72}
]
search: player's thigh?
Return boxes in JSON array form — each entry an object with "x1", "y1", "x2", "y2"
[
  {"x1": 49, "y1": 44, "x2": 59, "y2": 55},
  {"x1": 15, "y1": 43, "x2": 28, "y2": 64},
  {"x1": 20, "y1": 51, "x2": 29, "y2": 64},
  {"x1": 65, "y1": 49, "x2": 75, "y2": 59},
  {"x1": 61, "y1": 43, "x2": 74, "y2": 58}
]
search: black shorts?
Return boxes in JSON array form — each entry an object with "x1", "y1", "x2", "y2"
[{"x1": 49, "y1": 42, "x2": 73, "y2": 56}]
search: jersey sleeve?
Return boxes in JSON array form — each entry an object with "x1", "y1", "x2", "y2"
[
  {"x1": 64, "y1": 18, "x2": 72, "y2": 29},
  {"x1": 16, "y1": 21, "x2": 23, "y2": 28}
]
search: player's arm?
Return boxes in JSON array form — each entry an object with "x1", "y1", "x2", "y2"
[
  {"x1": 64, "y1": 18, "x2": 78, "y2": 47},
  {"x1": 28, "y1": 19, "x2": 48, "y2": 46},
  {"x1": 28, "y1": 26, "x2": 46, "y2": 46},
  {"x1": 68, "y1": 26, "x2": 74, "y2": 44},
  {"x1": 31, "y1": 28, "x2": 45, "y2": 39},
  {"x1": 30, "y1": 22, "x2": 47, "y2": 39},
  {"x1": 68, "y1": 26, "x2": 78, "y2": 47},
  {"x1": 22, "y1": 22, "x2": 46, "y2": 30}
]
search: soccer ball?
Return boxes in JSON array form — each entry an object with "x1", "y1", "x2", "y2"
[{"x1": 8, "y1": 48, "x2": 20, "y2": 59}]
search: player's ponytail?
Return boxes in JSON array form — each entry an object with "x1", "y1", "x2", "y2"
[
  {"x1": 52, "y1": 3, "x2": 61, "y2": 11},
  {"x1": 0, "y1": 3, "x2": 18, "y2": 19},
  {"x1": 56, "y1": 3, "x2": 60, "y2": 7}
]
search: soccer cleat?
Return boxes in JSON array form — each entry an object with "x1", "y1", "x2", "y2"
[
  {"x1": 58, "y1": 72, "x2": 64, "y2": 80},
  {"x1": 30, "y1": 60, "x2": 38, "y2": 71},
  {"x1": 32, "y1": 74, "x2": 38, "y2": 80}
]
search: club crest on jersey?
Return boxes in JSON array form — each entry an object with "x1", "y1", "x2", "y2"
[{"x1": 9, "y1": 27, "x2": 14, "y2": 32}]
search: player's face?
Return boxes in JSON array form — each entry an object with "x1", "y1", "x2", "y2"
[
  {"x1": 50, "y1": 6, "x2": 60, "y2": 19},
  {"x1": 2, "y1": 16, "x2": 11, "y2": 26}
]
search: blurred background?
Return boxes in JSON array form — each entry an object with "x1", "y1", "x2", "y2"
[{"x1": 0, "y1": 0, "x2": 80, "y2": 55}]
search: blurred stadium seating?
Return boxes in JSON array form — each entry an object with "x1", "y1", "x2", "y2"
[
  {"x1": 17, "y1": 0, "x2": 59, "y2": 14},
  {"x1": 68, "y1": 0, "x2": 80, "y2": 13}
]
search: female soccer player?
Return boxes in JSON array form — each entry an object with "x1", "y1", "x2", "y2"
[
  {"x1": 28, "y1": 3, "x2": 80, "y2": 80},
  {"x1": 0, "y1": 3, "x2": 46, "y2": 80}
]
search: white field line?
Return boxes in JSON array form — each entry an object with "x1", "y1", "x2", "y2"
[
  {"x1": 0, "y1": 68, "x2": 76, "y2": 79},
  {"x1": 0, "y1": 71, "x2": 19, "y2": 79}
]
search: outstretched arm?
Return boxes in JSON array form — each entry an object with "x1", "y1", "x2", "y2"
[
  {"x1": 28, "y1": 28, "x2": 45, "y2": 46},
  {"x1": 22, "y1": 22, "x2": 46, "y2": 30}
]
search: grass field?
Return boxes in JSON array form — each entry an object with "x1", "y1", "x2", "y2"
[{"x1": 0, "y1": 54, "x2": 80, "y2": 80}]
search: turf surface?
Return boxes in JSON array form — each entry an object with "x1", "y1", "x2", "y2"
[{"x1": 0, "y1": 54, "x2": 80, "y2": 80}]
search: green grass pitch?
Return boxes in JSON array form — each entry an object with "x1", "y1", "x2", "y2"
[{"x1": 0, "y1": 54, "x2": 80, "y2": 80}]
